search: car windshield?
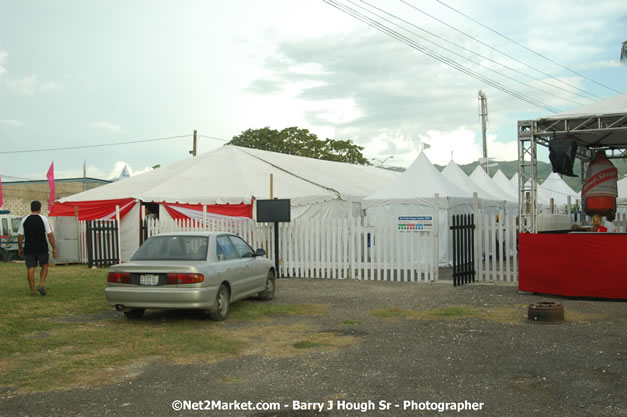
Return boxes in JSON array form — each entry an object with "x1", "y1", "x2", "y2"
[{"x1": 132, "y1": 235, "x2": 208, "y2": 261}]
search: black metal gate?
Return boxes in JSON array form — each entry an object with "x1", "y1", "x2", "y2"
[
  {"x1": 450, "y1": 214, "x2": 475, "y2": 286},
  {"x1": 86, "y1": 220, "x2": 120, "y2": 268}
]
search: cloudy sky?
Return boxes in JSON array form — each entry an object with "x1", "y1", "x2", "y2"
[{"x1": 1, "y1": 0, "x2": 625, "y2": 182}]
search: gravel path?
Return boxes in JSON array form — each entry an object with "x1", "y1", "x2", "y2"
[{"x1": 1, "y1": 278, "x2": 625, "y2": 417}]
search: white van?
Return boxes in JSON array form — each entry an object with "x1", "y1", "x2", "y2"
[{"x1": 0, "y1": 211, "x2": 21, "y2": 261}]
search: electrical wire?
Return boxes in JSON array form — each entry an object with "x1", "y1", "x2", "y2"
[
  {"x1": 356, "y1": 0, "x2": 586, "y2": 106},
  {"x1": 0, "y1": 134, "x2": 191, "y2": 155},
  {"x1": 197, "y1": 134, "x2": 229, "y2": 142},
  {"x1": 325, "y1": 0, "x2": 562, "y2": 113},
  {"x1": 435, "y1": 0, "x2": 623, "y2": 95},
  {"x1": 400, "y1": 0, "x2": 604, "y2": 100}
]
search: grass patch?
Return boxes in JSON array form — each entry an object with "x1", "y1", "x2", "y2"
[
  {"x1": 430, "y1": 306, "x2": 480, "y2": 318},
  {"x1": 342, "y1": 320, "x2": 362, "y2": 325},
  {"x1": 229, "y1": 301, "x2": 327, "y2": 320},
  {"x1": 0, "y1": 264, "x2": 239, "y2": 392},
  {"x1": 293, "y1": 340, "x2": 328, "y2": 349},
  {"x1": 0, "y1": 263, "x2": 342, "y2": 394}
]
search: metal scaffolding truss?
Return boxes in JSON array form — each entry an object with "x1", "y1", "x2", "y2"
[{"x1": 517, "y1": 94, "x2": 627, "y2": 233}]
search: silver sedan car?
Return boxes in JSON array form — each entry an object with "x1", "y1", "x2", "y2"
[{"x1": 105, "y1": 232, "x2": 276, "y2": 320}]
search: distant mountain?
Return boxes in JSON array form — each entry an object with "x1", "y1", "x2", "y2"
[{"x1": 380, "y1": 158, "x2": 627, "y2": 193}]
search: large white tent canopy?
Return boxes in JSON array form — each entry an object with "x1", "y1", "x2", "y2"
[{"x1": 61, "y1": 145, "x2": 400, "y2": 209}]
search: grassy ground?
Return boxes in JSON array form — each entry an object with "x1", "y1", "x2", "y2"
[{"x1": 0, "y1": 263, "x2": 334, "y2": 393}]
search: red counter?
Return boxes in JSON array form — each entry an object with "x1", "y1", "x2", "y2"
[{"x1": 519, "y1": 233, "x2": 627, "y2": 299}]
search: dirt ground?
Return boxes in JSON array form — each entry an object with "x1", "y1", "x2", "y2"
[{"x1": 1, "y1": 277, "x2": 626, "y2": 417}]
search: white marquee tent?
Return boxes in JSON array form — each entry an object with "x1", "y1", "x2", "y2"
[
  {"x1": 469, "y1": 166, "x2": 517, "y2": 203},
  {"x1": 442, "y1": 161, "x2": 502, "y2": 201},
  {"x1": 364, "y1": 153, "x2": 501, "y2": 266},
  {"x1": 541, "y1": 172, "x2": 579, "y2": 207},
  {"x1": 492, "y1": 170, "x2": 518, "y2": 201},
  {"x1": 53, "y1": 145, "x2": 401, "y2": 261}
]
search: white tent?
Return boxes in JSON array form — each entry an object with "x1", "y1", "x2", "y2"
[
  {"x1": 53, "y1": 145, "x2": 401, "y2": 261},
  {"x1": 59, "y1": 145, "x2": 400, "y2": 219},
  {"x1": 492, "y1": 170, "x2": 518, "y2": 201},
  {"x1": 510, "y1": 173, "x2": 519, "y2": 191},
  {"x1": 469, "y1": 166, "x2": 517, "y2": 203},
  {"x1": 618, "y1": 177, "x2": 627, "y2": 214},
  {"x1": 364, "y1": 153, "x2": 477, "y2": 266},
  {"x1": 541, "y1": 172, "x2": 579, "y2": 207},
  {"x1": 442, "y1": 161, "x2": 502, "y2": 201}
]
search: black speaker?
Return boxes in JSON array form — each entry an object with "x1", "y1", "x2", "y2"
[{"x1": 548, "y1": 137, "x2": 577, "y2": 177}]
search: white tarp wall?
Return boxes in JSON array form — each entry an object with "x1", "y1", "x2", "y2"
[
  {"x1": 365, "y1": 194, "x2": 515, "y2": 266},
  {"x1": 120, "y1": 203, "x2": 140, "y2": 262}
]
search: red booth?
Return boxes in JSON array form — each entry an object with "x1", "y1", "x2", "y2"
[{"x1": 517, "y1": 94, "x2": 627, "y2": 300}]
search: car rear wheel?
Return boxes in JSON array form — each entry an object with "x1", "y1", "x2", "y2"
[
  {"x1": 208, "y1": 284, "x2": 230, "y2": 321},
  {"x1": 258, "y1": 270, "x2": 276, "y2": 301},
  {"x1": 123, "y1": 309, "x2": 145, "y2": 320}
]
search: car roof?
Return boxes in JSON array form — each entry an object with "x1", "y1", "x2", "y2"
[{"x1": 151, "y1": 231, "x2": 233, "y2": 238}]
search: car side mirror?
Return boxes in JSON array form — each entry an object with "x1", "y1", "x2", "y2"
[{"x1": 254, "y1": 248, "x2": 266, "y2": 257}]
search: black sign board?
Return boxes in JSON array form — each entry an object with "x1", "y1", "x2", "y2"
[{"x1": 256, "y1": 199, "x2": 291, "y2": 223}]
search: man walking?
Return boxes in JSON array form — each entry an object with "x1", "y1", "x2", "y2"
[{"x1": 18, "y1": 201, "x2": 57, "y2": 296}]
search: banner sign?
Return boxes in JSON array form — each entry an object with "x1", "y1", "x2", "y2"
[{"x1": 398, "y1": 216, "x2": 433, "y2": 232}]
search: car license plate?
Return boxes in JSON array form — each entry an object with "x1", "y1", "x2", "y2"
[{"x1": 140, "y1": 274, "x2": 160, "y2": 286}]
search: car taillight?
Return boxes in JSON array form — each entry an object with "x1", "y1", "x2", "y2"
[
  {"x1": 107, "y1": 272, "x2": 131, "y2": 284},
  {"x1": 166, "y1": 273, "x2": 204, "y2": 285}
]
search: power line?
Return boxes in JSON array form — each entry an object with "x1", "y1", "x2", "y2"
[
  {"x1": 325, "y1": 0, "x2": 562, "y2": 113},
  {"x1": 357, "y1": 0, "x2": 586, "y2": 106},
  {"x1": 400, "y1": 0, "x2": 604, "y2": 101},
  {"x1": 435, "y1": 0, "x2": 623, "y2": 95},
  {"x1": 0, "y1": 134, "x2": 191, "y2": 155},
  {"x1": 197, "y1": 134, "x2": 229, "y2": 142}
]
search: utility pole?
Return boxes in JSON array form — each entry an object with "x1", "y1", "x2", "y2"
[
  {"x1": 190, "y1": 130, "x2": 197, "y2": 157},
  {"x1": 478, "y1": 90, "x2": 489, "y2": 174}
]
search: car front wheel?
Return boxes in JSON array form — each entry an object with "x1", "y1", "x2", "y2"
[
  {"x1": 258, "y1": 270, "x2": 276, "y2": 301},
  {"x1": 208, "y1": 284, "x2": 230, "y2": 321}
]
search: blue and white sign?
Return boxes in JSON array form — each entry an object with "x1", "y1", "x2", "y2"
[{"x1": 398, "y1": 216, "x2": 433, "y2": 232}]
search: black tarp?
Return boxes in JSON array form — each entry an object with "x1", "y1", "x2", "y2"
[{"x1": 549, "y1": 137, "x2": 578, "y2": 177}]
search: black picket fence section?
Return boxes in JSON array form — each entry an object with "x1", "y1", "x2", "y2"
[
  {"x1": 450, "y1": 214, "x2": 475, "y2": 287},
  {"x1": 86, "y1": 220, "x2": 119, "y2": 268}
]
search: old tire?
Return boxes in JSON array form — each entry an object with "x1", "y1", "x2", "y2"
[
  {"x1": 209, "y1": 284, "x2": 230, "y2": 321},
  {"x1": 258, "y1": 270, "x2": 276, "y2": 301},
  {"x1": 124, "y1": 309, "x2": 145, "y2": 320}
]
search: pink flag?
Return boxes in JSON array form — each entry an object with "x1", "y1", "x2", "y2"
[
  {"x1": 47, "y1": 162, "x2": 55, "y2": 208},
  {"x1": 0, "y1": 175, "x2": 3, "y2": 208}
]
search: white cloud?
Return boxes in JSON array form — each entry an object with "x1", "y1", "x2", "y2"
[
  {"x1": 0, "y1": 51, "x2": 7, "y2": 75},
  {"x1": 89, "y1": 121, "x2": 123, "y2": 134},
  {"x1": 105, "y1": 161, "x2": 152, "y2": 180},
  {"x1": 369, "y1": 127, "x2": 518, "y2": 168},
  {"x1": 0, "y1": 119, "x2": 22, "y2": 128},
  {"x1": 422, "y1": 127, "x2": 481, "y2": 166},
  {"x1": 8, "y1": 75, "x2": 61, "y2": 95},
  {"x1": 54, "y1": 161, "x2": 153, "y2": 180},
  {"x1": 576, "y1": 60, "x2": 622, "y2": 70}
]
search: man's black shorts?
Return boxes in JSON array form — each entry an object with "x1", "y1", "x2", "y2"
[{"x1": 24, "y1": 252, "x2": 49, "y2": 268}]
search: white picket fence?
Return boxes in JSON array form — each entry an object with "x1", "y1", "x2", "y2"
[
  {"x1": 78, "y1": 219, "x2": 120, "y2": 265},
  {"x1": 258, "y1": 217, "x2": 438, "y2": 281},
  {"x1": 78, "y1": 212, "x2": 524, "y2": 283},
  {"x1": 143, "y1": 216, "x2": 439, "y2": 282},
  {"x1": 474, "y1": 214, "x2": 518, "y2": 283}
]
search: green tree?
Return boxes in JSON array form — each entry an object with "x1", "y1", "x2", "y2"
[{"x1": 228, "y1": 126, "x2": 371, "y2": 165}]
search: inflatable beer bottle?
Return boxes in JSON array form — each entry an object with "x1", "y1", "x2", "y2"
[{"x1": 582, "y1": 151, "x2": 618, "y2": 216}]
